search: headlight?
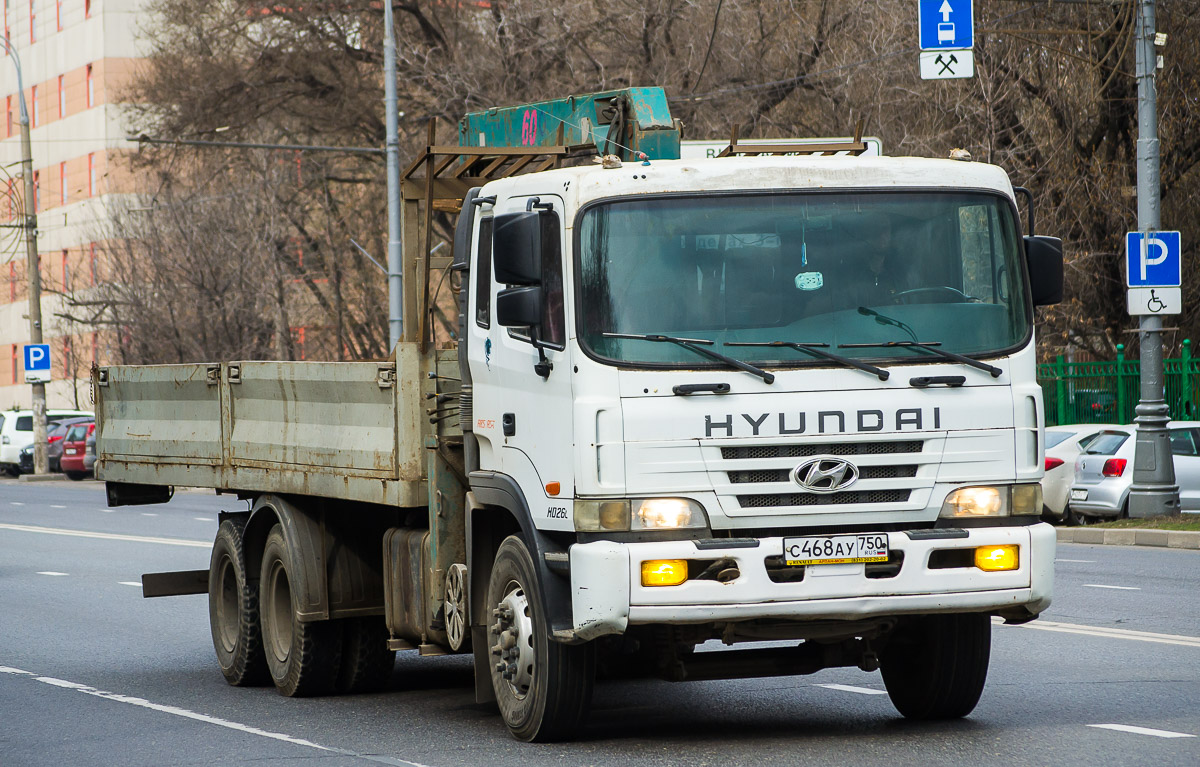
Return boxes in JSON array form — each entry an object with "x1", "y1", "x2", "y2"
[
  {"x1": 574, "y1": 498, "x2": 709, "y2": 532},
  {"x1": 939, "y1": 484, "x2": 1042, "y2": 518}
]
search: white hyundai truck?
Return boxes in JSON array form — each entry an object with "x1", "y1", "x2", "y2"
[{"x1": 96, "y1": 88, "x2": 1063, "y2": 742}]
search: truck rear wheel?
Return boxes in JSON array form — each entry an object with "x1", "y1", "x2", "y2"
[
  {"x1": 208, "y1": 519, "x2": 268, "y2": 686},
  {"x1": 880, "y1": 613, "x2": 990, "y2": 720},
  {"x1": 486, "y1": 535, "x2": 594, "y2": 742},
  {"x1": 260, "y1": 524, "x2": 343, "y2": 696},
  {"x1": 336, "y1": 617, "x2": 395, "y2": 694}
]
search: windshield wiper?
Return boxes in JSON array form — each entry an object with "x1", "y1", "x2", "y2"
[
  {"x1": 837, "y1": 341, "x2": 1003, "y2": 378},
  {"x1": 857, "y1": 307, "x2": 918, "y2": 342},
  {"x1": 602, "y1": 333, "x2": 775, "y2": 384},
  {"x1": 725, "y1": 341, "x2": 889, "y2": 381}
]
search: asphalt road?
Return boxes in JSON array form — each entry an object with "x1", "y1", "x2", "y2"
[{"x1": 1, "y1": 479, "x2": 1198, "y2": 766}]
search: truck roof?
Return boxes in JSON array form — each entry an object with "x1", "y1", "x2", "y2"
[{"x1": 482, "y1": 154, "x2": 1016, "y2": 205}]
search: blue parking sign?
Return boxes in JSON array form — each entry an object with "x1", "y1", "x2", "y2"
[
  {"x1": 919, "y1": 0, "x2": 974, "y2": 50},
  {"x1": 23, "y1": 343, "x2": 51, "y2": 383},
  {"x1": 1126, "y1": 231, "x2": 1182, "y2": 287}
]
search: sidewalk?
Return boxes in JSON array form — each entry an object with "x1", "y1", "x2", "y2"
[{"x1": 1057, "y1": 527, "x2": 1200, "y2": 550}]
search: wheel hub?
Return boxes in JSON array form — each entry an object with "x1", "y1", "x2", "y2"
[
  {"x1": 444, "y1": 564, "x2": 467, "y2": 651},
  {"x1": 490, "y1": 587, "x2": 534, "y2": 696}
]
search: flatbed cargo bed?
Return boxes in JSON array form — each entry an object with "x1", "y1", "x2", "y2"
[{"x1": 95, "y1": 344, "x2": 448, "y2": 507}]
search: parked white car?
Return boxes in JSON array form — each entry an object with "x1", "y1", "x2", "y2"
[
  {"x1": 1069, "y1": 421, "x2": 1200, "y2": 522},
  {"x1": 1041, "y1": 424, "x2": 1119, "y2": 522},
  {"x1": 0, "y1": 409, "x2": 94, "y2": 475}
]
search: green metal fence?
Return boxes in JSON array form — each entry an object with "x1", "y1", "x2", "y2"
[{"x1": 1038, "y1": 340, "x2": 1200, "y2": 426}]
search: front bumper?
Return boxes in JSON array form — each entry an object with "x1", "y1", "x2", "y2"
[{"x1": 568, "y1": 523, "x2": 1055, "y2": 640}]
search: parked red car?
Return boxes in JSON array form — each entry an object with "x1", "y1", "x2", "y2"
[{"x1": 59, "y1": 421, "x2": 96, "y2": 480}]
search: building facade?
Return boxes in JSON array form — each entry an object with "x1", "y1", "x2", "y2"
[{"x1": 0, "y1": 0, "x2": 143, "y2": 410}]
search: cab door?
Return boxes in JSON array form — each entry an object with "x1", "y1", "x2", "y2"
[{"x1": 467, "y1": 194, "x2": 575, "y2": 528}]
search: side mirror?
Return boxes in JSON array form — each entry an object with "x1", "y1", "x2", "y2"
[
  {"x1": 1025, "y1": 235, "x2": 1063, "y2": 306},
  {"x1": 496, "y1": 286, "x2": 543, "y2": 327},
  {"x1": 493, "y1": 211, "x2": 543, "y2": 285}
]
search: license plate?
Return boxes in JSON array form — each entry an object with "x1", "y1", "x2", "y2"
[
  {"x1": 65, "y1": 449, "x2": 77, "y2": 455},
  {"x1": 1070, "y1": 489, "x2": 1087, "y2": 501},
  {"x1": 783, "y1": 534, "x2": 889, "y2": 566}
]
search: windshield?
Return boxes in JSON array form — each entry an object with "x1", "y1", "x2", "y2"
[{"x1": 577, "y1": 191, "x2": 1030, "y2": 367}]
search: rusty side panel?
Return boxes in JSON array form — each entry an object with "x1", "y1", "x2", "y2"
[
  {"x1": 97, "y1": 363, "x2": 224, "y2": 464},
  {"x1": 227, "y1": 361, "x2": 399, "y2": 477},
  {"x1": 96, "y1": 345, "x2": 432, "y2": 507}
]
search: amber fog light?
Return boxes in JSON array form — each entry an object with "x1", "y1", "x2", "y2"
[
  {"x1": 975, "y1": 545, "x2": 1019, "y2": 571},
  {"x1": 641, "y1": 559, "x2": 688, "y2": 587}
]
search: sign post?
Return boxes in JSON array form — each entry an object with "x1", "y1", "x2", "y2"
[
  {"x1": 918, "y1": 0, "x2": 975, "y2": 80},
  {"x1": 1128, "y1": 0, "x2": 1178, "y2": 518}
]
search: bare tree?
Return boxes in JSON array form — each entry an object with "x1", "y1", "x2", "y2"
[{"x1": 92, "y1": 0, "x2": 1200, "y2": 363}]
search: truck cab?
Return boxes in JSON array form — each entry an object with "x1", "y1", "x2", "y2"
[{"x1": 455, "y1": 152, "x2": 1061, "y2": 735}]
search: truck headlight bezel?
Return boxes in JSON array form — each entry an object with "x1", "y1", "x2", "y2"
[
  {"x1": 939, "y1": 484, "x2": 1042, "y2": 518},
  {"x1": 574, "y1": 498, "x2": 710, "y2": 532}
]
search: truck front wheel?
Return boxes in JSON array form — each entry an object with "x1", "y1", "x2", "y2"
[
  {"x1": 208, "y1": 519, "x2": 268, "y2": 686},
  {"x1": 880, "y1": 613, "x2": 990, "y2": 720},
  {"x1": 486, "y1": 535, "x2": 595, "y2": 742},
  {"x1": 259, "y1": 524, "x2": 343, "y2": 696}
]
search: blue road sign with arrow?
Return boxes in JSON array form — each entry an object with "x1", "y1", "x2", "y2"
[{"x1": 919, "y1": 0, "x2": 973, "y2": 50}]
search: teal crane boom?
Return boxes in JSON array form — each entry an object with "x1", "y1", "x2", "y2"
[{"x1": 458, "y1": 86, "x2": 682, "y2": 161}]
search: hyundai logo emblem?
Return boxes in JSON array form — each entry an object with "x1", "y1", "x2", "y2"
[{"x1": 792, "y1": 456, "x2": 860, "y2": 493}]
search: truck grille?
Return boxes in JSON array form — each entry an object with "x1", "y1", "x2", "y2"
[
  {"x1": 721, "y1": 440, "x2": 923, "y2": 460},
  {"x1": 710, "y1": 438, "x2": 929, "y2": 514},
  {"x1": 728, "y1": 465, "x2": 918, "y2": 484},
  {"x1": 737, "y1": 490, "x2": 912, "y2": 508}
]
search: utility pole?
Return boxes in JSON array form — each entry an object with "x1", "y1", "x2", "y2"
[
  {"x1": 1128, "y1": 0, "x2": 1178, "y2": 518},
  {"x1": 3, "y1": 40, "x2": 48, "y2": 475},
  {"x1": 383, "y1": 0, "x2": 403, "y2": 350}
]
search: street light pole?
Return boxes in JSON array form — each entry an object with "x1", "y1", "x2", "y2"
[
  {"x1": 383, "y1": 0, "x2": 403, "y2": 350},
  {"x1": 2, "y1": 38, "x2": 48, "y2": 475},
  {"x1": 1128, "y1": 0, "x2": 1178, "y2": 518}
]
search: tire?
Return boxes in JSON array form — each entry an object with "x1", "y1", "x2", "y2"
[
  {"x1": 880, "y1": 613, "x2": 991, "y2": 720},
  {"x1": 65, "y1": 470, "x2": 86, "y2": 481},
  {"x1": 487, "y1": 535, "x2": 595, "y2": 742},
  {"x1": 336, "y1": 617, "x2": 395, "y2": 694},
  {"x1": 259, "y1": 524, "x2": 343, "y2": 697},
  {"x1": 208, "y1": 519, "x2": 268, "y2": 686}
]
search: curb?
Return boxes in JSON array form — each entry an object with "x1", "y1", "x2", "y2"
[
  {"x1": 17, "y1": 473, "x2": 73, "y2": 483},
  {"x1": 1057, "y1": 527, "x2": 1200, "y2": 550}
]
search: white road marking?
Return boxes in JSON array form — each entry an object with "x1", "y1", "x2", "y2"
[
  {"x1": 37, "y1": 571, "x2": 69, "y2": 576},
  {"x1": 1084, "y1": 584, "x2": 1141, "y2": 591},
  {"x1": 141, "y1": 512, "x2": 158, "y2": 517},
  {"x1": 996, "y1": 618, "x2": 1200, "y2": 648},
  {"x1": 1088, "y1": 724, "x2": 1195, "y2": 739},
  {"x1": 0, "y1": 523, "x2": 209, "y2": 548},
  {"x1": 1055, "y1": 558, "x2": 1095, "y2": 563},
  {"x1": 11, "y1": 502, "x2": 25, "y2": 506},
  {"x1": 3, "y1": 665, "x2": 433, "y2": 766},
  {"x1": 99, "y1": 508, "x2": 115, "y2": 513},
  {"x1": 50, "y1": 505, "x2": 66, "y2": 509},
  {"x1": 118, "y1": 581, "x2": 141, "y2": 587},
  {"x1": 193, "y1": 517, "x2": 214, "y2": 522},
  {"x1": 816, "y1": 683, "x2": 887, "y2": 695},
  {"x1": 36, "y1": 676, "x2": 94, "y2": 690}
]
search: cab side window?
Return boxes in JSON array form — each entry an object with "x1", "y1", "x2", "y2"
[
  {"x1": 540, "y1": 211, "x2": 565, "y2": 347},
  {"x1": 475, "y1": 217, "x2": 493, "y2": 329}
]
